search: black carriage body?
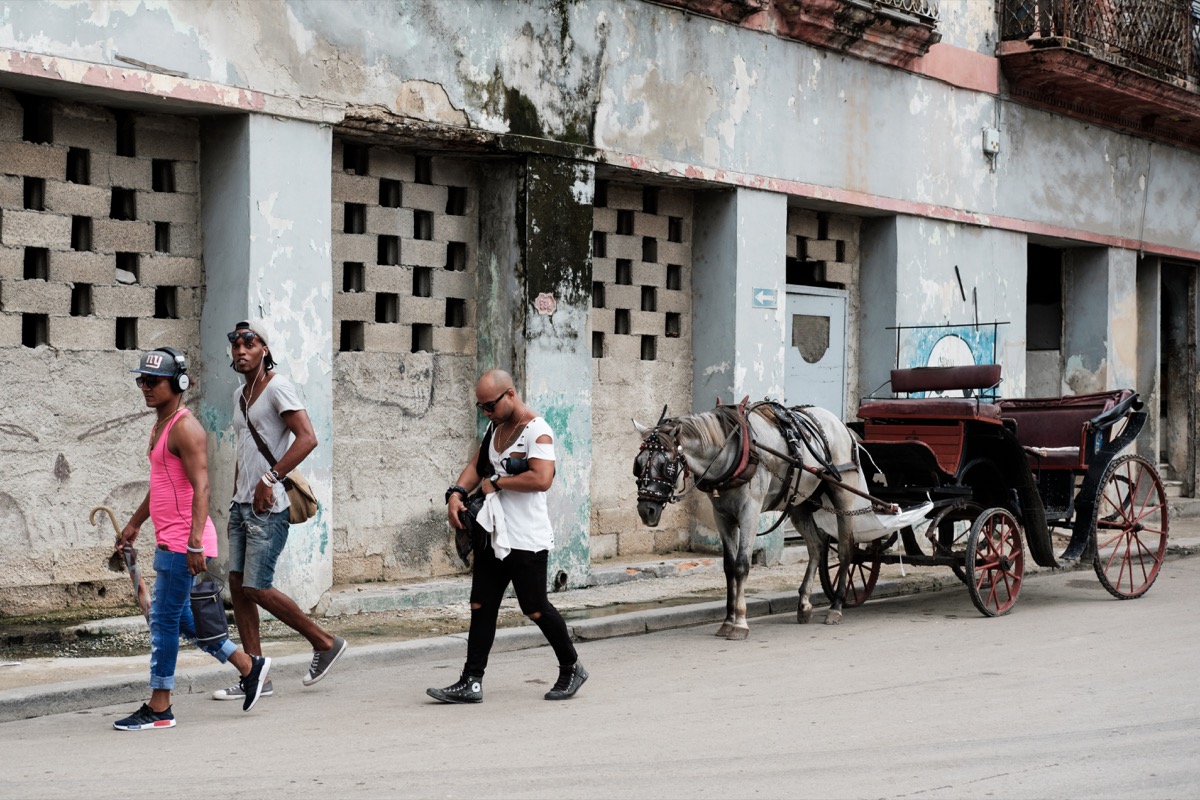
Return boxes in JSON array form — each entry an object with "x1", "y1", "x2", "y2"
[
  {"x1": 853, "y1": 373, "x2": 1145, "y2": 571},
  {"x1": 851, "y1": 402, "x2": 1055, "y2": 569}
]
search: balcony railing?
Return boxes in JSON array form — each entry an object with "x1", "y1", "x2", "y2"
[
  {"x1": 877, "y1": 0, "x2": 940, "y2": 20},
  {"x1": 1001, "y1": 0, "x2": 1200, "y2": 84}
]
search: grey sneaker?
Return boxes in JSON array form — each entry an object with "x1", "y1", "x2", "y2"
[
  {"x1": 212, "y1": 679, "x2": 273, "y2": 701},
  {"x1": 302, "y1": 636, "x2": 347, "y2": 686},
  {"x1": 426, "y1": 672, "x2": 483, "y2": 704},
  {"x1": 545, "y1": 662, "x2": 588, "y2": 700}
]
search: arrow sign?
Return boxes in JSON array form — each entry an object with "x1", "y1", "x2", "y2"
[{"x1": 751, "y1": 288, "x2": 778, "y2": 309}]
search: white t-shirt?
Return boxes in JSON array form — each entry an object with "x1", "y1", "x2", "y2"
[
  {"x1": 232, "y1": 374, "x2": 306, "y2": 513},
  {"x1": 487, "y1": 416, "x2": 556, "y2": 552}
]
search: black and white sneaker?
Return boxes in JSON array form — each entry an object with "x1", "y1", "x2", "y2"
[
  {"x1": 545, "y1": 662, "x2": 588, "y2": 701},
  {"x1": 212, "y1": 679, "x2": 273, "y2": 701},
  {"x1": 426, "y1": 673, "x2": 483, "y2": 704},
  {"x1": 113, "y1": 703, "x2": 176, "y2": 731},
  {"x1": 240, "y1": 655, "x2": 272, "y2": 712}
]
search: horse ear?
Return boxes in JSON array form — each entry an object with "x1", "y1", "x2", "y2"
[{"x1": 633, "y1": 419, "x2": 650, "y2": 435}]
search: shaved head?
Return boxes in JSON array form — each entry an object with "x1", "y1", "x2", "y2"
[{"x1": 477, "y1": 369, "x2": 514, "y2": 395}]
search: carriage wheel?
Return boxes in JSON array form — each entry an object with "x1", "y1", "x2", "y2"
[
  {"x1": 903, "y1": 500, "x2": 983, "y2": 585},
  {"x1": 817, "y1": 533, "x2": 889, "y2": 608},
  {"x1": 964, "y1": 508, "x2": 1024, "y2": 617},
  {"x1": 1091, "y1": 454, "x2": 1168, "y2": 600}
]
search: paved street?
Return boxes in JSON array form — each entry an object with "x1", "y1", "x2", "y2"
[{"x1": 5, "y1": 556, "x2": 1199, "y2": 799}]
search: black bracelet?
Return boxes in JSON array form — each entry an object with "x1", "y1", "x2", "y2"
[{"x1": 445, "y1": 485, "x2": 468, "y2": 504}]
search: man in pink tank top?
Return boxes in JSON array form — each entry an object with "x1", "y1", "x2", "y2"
[{"x1": 111, "y1": 348, "x2": 270, "y2": 731}]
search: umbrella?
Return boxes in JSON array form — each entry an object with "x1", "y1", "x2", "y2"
[{"x1": 90, "y1": 505, "x2": 150, "y2": 622}]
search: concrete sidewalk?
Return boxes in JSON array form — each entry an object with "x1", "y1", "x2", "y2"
[{"x1": 4, "y1": 507, "x2": 1198, "y2": 724}]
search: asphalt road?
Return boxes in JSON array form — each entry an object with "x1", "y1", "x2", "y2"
[{"x1": 6, "y1": 557, "x2": 1199, "y2": 800}]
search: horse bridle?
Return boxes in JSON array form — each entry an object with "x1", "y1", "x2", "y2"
[{"x1": 633, "y1": 400, "x2": 759, "y2": 505}]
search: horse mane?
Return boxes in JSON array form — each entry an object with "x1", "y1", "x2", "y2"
[{"x1": 674, "y1": 406, "x2": 739, "y2": 450}]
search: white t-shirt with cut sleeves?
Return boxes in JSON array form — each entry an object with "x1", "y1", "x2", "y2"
[{"x1": 487, "y1": 416, "x2": 556, "y2": 552}]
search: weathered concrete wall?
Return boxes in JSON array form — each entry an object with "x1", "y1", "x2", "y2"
[
  {"x1": 1062, "y1": 247, "x2": 1139, "y2": 396},
  {"x1": 4, "y1": 0, "x2": 1200, "y2": 611},
  {"x1": 590, "y1": 180, "x2": 694, "y2": 558},
  {"x1": 522, "y1": 155, "x2": 594, "y2": 588},
  {"x1": 859, "y1": 216, "x2": 1027, "y2": 396},
  {"x1": 0, "y1": 90, "x2": 206, "y2": 615},
  {"x1": 328, "y1": 140, "x2": 479, "y2": 584},
  {"x1": 691, "y1": 187, "x2": 788, "y2": 559},
  {"x1": 3, "y1": 1, "x2": 1197, "y2": 257},
  {"x1": 198, "y1": 113, "x2": 333, "y2": 610}
]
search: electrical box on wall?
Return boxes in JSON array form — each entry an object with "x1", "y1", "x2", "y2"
[{"x1": 982, "y1": 127, "x2": 1001, "y2": 155}]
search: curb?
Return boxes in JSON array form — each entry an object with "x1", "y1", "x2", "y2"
[{"x1": 1, "y1": 546, "x2": 1194, "y2": 723}]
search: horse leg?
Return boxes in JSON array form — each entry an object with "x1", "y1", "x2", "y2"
[
  {"x1": 825, "y1": 518, "x2": 855, "y2": 625},
  {"x1": 791, "y1": 509, "x2": 822, "y2": 624},
  {"x1": 715, "y1": 507, "x2": 740, "y2": 638},
  {"x1": 722, "y1": 501, "x2": 759, "y2": 641}
]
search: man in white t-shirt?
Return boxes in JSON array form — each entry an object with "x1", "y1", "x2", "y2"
[
  {"x1": 428, "y1": 369, "x2": 588, "y2": 704},
  {"x1": 211, "y1": 321, "x2": 348, "y2": 703}
]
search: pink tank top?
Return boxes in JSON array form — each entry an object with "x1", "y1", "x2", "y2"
[{"x1": 149, "y1": 408, "x2": 218, "y2": 556}]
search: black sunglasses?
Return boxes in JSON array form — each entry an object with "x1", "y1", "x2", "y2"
[
  {"x1": 135, "y1": 375, "x2": 164, "y2": 388},
  {"x1": 227, "y1": 330, "x2": 260, "y2": 345},
  {"x1": 476, "y1": 389, "x2": 510, "y2": 413}
]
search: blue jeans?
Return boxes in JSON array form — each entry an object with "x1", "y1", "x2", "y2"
[
  {"x1": 149, "y1": 549, "x2": 236, "y2": 691},
  {"x1": 227, "y1": 503, "x2": 290, "y2": 590}
]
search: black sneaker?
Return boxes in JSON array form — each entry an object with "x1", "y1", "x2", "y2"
[
  {"x1": 545, "y1": 662, "x2": 588, "y2": 701},
  {"x1": 303, "y1": 636, "x2": 347, "y2": 686},
  {"x1": 240, "y1": 655, "x2": 272, "y2": 712},
  {"x1": 426, "y1": 672, "x2": 483, "y2": 704},
  {"x1": 113, "y1": 703, "x2": 176, "y2": 731}
]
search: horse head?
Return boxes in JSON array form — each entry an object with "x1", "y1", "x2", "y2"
[{"x1": 632, "y1": 418, "x2": 686, "y2": 527}]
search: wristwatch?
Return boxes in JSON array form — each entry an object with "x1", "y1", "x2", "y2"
[{"x1": 489, "y1": 474, "x2": 502, "y2": 492}]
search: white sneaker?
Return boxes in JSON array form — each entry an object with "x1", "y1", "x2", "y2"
[{"x1": 212, "y1": 679, "x2": 273, "y2": 701}]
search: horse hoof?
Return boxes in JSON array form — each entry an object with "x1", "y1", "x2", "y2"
[
  {"x1": 726, "y1": 627, "x2": 750, "y2": 641},
  {"x1": 797, "y1": 607, "x2": 813, "y2": 624},
  {"x1": 824, "y1": 610, "x2": 843, "y2": 625},
  {"x1": 715, "y1": 623, "x2": 734, "y2": 637}
]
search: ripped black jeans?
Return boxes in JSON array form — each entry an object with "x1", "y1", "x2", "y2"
[{"x1": 465, "y1": 545, "x2": 577, "y2": 678}]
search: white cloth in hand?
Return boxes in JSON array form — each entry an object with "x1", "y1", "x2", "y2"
[{"x1": 475, "y1": 493, "x2": 512, "y2": 561}]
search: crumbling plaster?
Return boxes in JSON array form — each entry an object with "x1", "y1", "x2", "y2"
[{"x1": 4, "y1": 1, "x2": 1198, "y2": 258}]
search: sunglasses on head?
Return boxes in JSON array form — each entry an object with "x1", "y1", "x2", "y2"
[
  {"x1": 227, "y1": 330, "x2": 259, "y2": 346},
  {"x1": 476, "y1": 389, "x2": 510, "y2": 413},
  {"x1": 135, "y1": 375, "x2": 164, "y2": 388}
]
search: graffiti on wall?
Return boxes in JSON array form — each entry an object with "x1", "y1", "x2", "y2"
[{"x1": 896, "y1": 323, "x2": 1001, "y2": 398}]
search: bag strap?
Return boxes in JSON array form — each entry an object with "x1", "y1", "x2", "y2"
[
  {"x1": 476, "y1": 423, "x2": 496, "y2": 479},
  {"x1": 240, "y1": 393, "x2": 297, "y2": 492},
  {"x1": 240, "y1": 393, "x2": 280, "y2": 469}
]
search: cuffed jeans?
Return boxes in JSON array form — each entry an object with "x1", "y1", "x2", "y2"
[{"x1": 149, "y1": 548, "x2": 236, "y2": 691}]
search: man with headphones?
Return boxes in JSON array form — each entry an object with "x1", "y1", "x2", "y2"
[
  {"x1": 113, "y1": 347, "x2": 270, "y2": 730},
  {"x1": 211, "y1": 321, "x2": 346, "y2": 704}
]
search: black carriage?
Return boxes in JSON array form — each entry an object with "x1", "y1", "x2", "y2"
[{"x1": 834, "y1": 364, "x2": 1169, "y2": 617}]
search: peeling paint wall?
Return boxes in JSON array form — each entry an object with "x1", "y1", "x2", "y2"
[
  {"x1": 0, "y1": 91, "x2": 206, "y2": 615},
  {"x1": 860, "y1": 216, "x2": 1027, "y2": 396},
  {"x1": 5, "y1": 0, "x2": 1200, "y2": 611},
  {"x1": 198, "y1": 113, "x2": 333, "y2": 611},
  {"x1": 590, "y1": 180, "x2": 695, "y2": 558},
  {"x1": 2, "y1": 2, "x2": 1197, "y2": 255},
  {"x1": 522, "y1": 156, "x2": 595, "y2": 588},
  {"x1": 1062, "y1": 247, "x2": 1138, "y2": 396}
]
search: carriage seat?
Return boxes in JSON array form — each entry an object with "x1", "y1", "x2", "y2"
[
  {"x1": 857, "y1": 365, "x2": 1003, "y2": 423},
  {"x1": 997, "y1": 390, "x2": 1134, "y2": 469}
]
